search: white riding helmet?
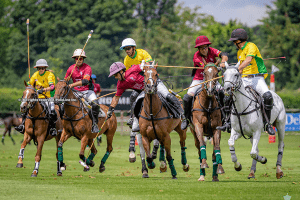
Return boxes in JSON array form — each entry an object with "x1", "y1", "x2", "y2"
[
  {"x1": 72, "y1": 49, "x2": 87, "y2": 58},
  {"x1": 120, "y1": 38, "x2": 136, "y2": 50},
  {"x1": 34, "y1": 59, "x2": 49, "y2": 68}
]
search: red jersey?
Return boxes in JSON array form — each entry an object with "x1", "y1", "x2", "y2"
[
  {"x1": 116, "y1": 64, "x2": 144, "y2": 96},
  {"x1": 193, "y1": 47, "x2": 221, "y2": 80},
  {"x1": 93, "y1": 82, "x2": 101, "y2": 93},
  {"x1": 65, "y1": 63, "x2": 92, "y2": 91}
]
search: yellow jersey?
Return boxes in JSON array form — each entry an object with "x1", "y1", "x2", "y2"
[
  {"x1": 124, "y1": 49, "x2": 152, "y2": 70},
  {"x1": 29, "y1": 70, "x2": 56, "y2": 98},
  {"x1": 237, "y1": 42, "x2": 268, "y2": 78}
]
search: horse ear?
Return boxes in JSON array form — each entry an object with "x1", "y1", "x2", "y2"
[
  {"x1": 225, "y1": 61, "x2": 229, "y2": 69},
  {"x1": 33, "y1": 80, "x2": 37, "y2": 88},
  {"x1": 24, "y1": 80, "x2": 28, "y2": 87},
  {"x1": 154, "y1": 61, "x2": 158, "y2": 69},
  {"x1": 235, "y1": 61, "x2": 240, "y2": 69},
  {"x1": 65, "y1": 75, "x2": 71, "y2": 83},
  {"x1": 57, "y1": 77, "x2": 60, "y2": 81}
]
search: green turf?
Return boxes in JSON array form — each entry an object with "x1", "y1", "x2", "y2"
[{"x1": 0, "y1": 131, "x2": 299, "y2": 200}]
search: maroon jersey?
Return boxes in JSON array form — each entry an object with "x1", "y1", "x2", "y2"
[
  {"x1": 116, "y1": 64, "x2": 144, "y2": 96},
  {"x1": 193, "y1": 47, "x2": 221, "y2": 80},
  {"x1": 65, "y1": 63, "x2": 92, "y2": 91}
]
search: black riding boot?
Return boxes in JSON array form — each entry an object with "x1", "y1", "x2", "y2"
[
  {"x1": 127, "y1": 91, "x2": 139, "y2": 128},
  {"x1": 263, "y1": 91, "x2": 275, "y2": 135},
  {"x1": 49, "y1": 109, "x2": 57, "y2": 136},
  {"x1": 166, "y1": 94, "x2": 187, "y2": 130},
  {"x1": 181, "y1": 94, "x2": 193, "y2": 130},
  {"x1": 91, "y1": 102, "x2": 100, "y2": 133},
  {"x1": 216, "y1": 95, "x2": 232, "y2": 133},
  {"x1": 15, "y1": 112, "x2": 27, "y2": 134}
]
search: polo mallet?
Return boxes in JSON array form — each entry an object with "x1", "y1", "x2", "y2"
[
  {"x1": 27, "y1": 19, "x2": 30, "y2": 79},
  {"x1": 67, "y1": 30, "x2": 94, "y2": 81},
  {"x1": 144, "y1": 64, "x2": 204, "y2": 69}
]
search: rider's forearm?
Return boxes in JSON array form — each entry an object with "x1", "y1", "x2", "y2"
[
  {"x1": 110, "y1": 96, "x2": 120, "y2": 108},
  {"x1": 238, "y1": 56, "x2": 253, "y2": 73},
  {"x1": 69, "y1": 80, "x2": 83, "y2": 88}
]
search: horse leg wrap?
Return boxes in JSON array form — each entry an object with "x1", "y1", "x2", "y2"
[
  {"x1": 229, "y1": 146, "x2": 237, "y2": 163},
  {"x1": 86, "y1": 153, "x2": 95, "y2": 165},
  {"x1": 80, "y1": 154, "x2": 86, "y2": 162},
  {"x1": 58, "y1": 146, "x2": 63, "y2": 162},
  {"x1": 101, "y1": 151, "x2": 110, "y2": 164},
  {"x1": 200, "y1": 145, "x2": 207, "y2": 160},
  {"x1": 129, "y1": 135, "x2": 136, "y2": 152},
  {"x1": 147, "y1": 157, "x2": 155, "y2": 168},
  {"x1": 142, "y1": 159, "x2": 148, "y2": 173},
  {"x1": 57, "y1": 161, "x2": 62, "y2": 174},
  {"x1": 159, "y1": 145, "x2": 165, "y2": 161},
  {"x1": 214, "y1": 150, "x2": 222, "y2": 164},
  {"x1": 181, "y1": 147, "x2": 187, "y2": 165},
  {"x1": 276, "y1": 152, "x2": 283, "y2": 166},
  {"x1": 167, "y1": 156, "x2": 177, "y2": 177},
  {"x1": 18, "y1": 148, "x2": 25, "y2": 159},
  {"x1": 212, "y1": 159, "x2": 218, "y2": 177},
  {"x1": 34, "y1": 161, "x2": 40, "y2": 173},
  {"x1": 199, "y1": 157, "x2": 205, "y2": 176},
  {"x1": 251, "y1": 159, "x2": 257, "y2": 173},
  {"x1": 10, "y1": 136, "x2": 15, "y2": 144}
]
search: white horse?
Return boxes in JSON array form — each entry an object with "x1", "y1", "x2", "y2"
[{"x1": 223, "y1": 62, "x2": 286, "y2": 179}]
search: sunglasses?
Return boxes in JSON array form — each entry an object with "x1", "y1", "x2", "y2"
[
  {"x1": 124, "y1": 46, "x2": 133, "y2": 51},
  {"x1": 75, "y1": 57, "x2": 83, "y2": 61},
  {"x1": 198, "y1": 46, "x2": 208, "y2": 50},
  {"x1": 37, "y1": 68, "x2": 46, "y2": 70}
]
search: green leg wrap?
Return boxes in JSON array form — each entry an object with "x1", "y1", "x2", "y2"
[
  {"x1": 214, "y1": 150, "x2": 222, "y2": 164},
  {"x1": 147, "y1": 161, "x2": 155, "y2": 168},
  {"x1": 168, "y1": 159, "x2": 177, "y2": 177},
  {"x1": 58, "y1": 147, "x2": 63, "y2": 162},
  {"x1": 101, "y1": 152, "x2": 110, "y2": 164},
  {"x1": 10, "y1": 136, "x2": 15, "y2": 143},
  {"x1": 181, "y1": 147, "x2": 187, "y2": 165},
  {"x1": 86, "y1": 153, "x2": 95, "y2": 165},
  {"x1": 200, "y1": 145, "x2": 207, "y2": 160},
  {"x1": 159, "y1": 145, "x2": 165, "y2": 161},
  {"x1": 199, "y1": 157, "x2": 205, "y2": 176},
  {"x1": 212, "y1": 159, "x2": 218, "y2": 177}
]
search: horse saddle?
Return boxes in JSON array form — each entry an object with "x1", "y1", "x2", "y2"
[{"x1": 133, "y1": 91, "x2": 181, "y2": 120}]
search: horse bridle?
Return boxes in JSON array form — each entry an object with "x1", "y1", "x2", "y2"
[
  {"x1": 224, "y1": 67, "x2": 243, "y2": 93},
  {"x1": 144, "y1": 67, "x2": 158, "y2": 94},
  {"x1": 23, "y1": 87, "x2": 39, "y2": 110}
]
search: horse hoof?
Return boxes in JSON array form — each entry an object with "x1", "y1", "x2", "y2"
[
  {"x1": 235, "y1": 164, "x2": 242, "y2": 171},
  {"x1": 129, "y1": 157, "x2": 136, "y2": 163},
  {"x1": 198, "y1": 175, "x2": 205, "y2": 181},
  {"x1": 160, "y1": 162, "x2": 167, "y2": 172},
  {"x1": 99, "y1": 166, "x2": 105, "y2": 173},
  {"x1": 201, "y1": 163, "x2": 209, "y2": 169},
  {"x1": 248, "y1": 172, "x2": 255, "y2": 179},
  {"x1": 148, "y1": 162, "x2": 156, "y2": 169},
  {"x1": 83, "y1": 167, "x2": 90, "y2": 172},
  {"x1": 276, "y1": 171, "x2": 284, "y2": 179},
  {"x1": 212, "y1": 176, "x2": 219, "y2": 182},
  {"x1": 31, "y1": 171, "x2": 37, "y2": 177},
  {"x1": 183, "y1": 164, "x2": 190, "y2": 172},
  {"x1": 217, "y1": 165, "x2": 225, "y2": 174},
  {"x1": 172, "y1": 176, "x2": 177, "y2": 180},
  {"x1": 142, "y1": 171, "x2": 149, "y2": 178},
  {"x1": 57, "y1": 172, "x2": 63, "y2": 176},
  {"x1": 16, "y1": 163, "x2": 23, "y2": 168},
  {"x1": 89, "y1": 160, "x2": 95, "y2": 167},
  {"x1": 261, "y1": 157, "x2": 267, "y2": 164}
]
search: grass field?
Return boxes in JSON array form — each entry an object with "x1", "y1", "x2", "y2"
[{"x1": 0, "y1": 130, "x2": 299, "y2": 200}]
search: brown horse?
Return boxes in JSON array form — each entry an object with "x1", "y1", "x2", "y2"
[
  {"x1": 54, "y1": 79, "x2": 117, "y2": 174},
  {"x1": 190, "y1": 63, "x2": 225, "y2": 182},
  {"x1": 16, "y1": 81, "x2": 65, "y2": 177},
  {"x1": 1, "y1": 115, "x2": 21, "y2": 145},
  {"x1": 139, "y1": 65, "x2": 189, "y2": 179}
]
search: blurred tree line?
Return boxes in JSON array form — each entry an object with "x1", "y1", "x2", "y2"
[{"x1": 0, "y1": 0, "x2": 300, "y2": 91}]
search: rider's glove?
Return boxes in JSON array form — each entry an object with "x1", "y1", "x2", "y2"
[
  {"x1": 37, "y1": 89, "x2": 44, "y2": 94},
  {"x1": 106, "y1": 106, "x2": 114, "y2": 119}
]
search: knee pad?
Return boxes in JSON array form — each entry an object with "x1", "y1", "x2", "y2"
[
  {"x1": 262, "y1": 91, "x2": 273, "y2": 109},
  {"x1": 183, "y1": 94, "x2": 193, "y2": 102}
]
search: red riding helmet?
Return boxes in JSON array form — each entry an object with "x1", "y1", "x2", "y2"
[{"x1": 195, "y1": 35, "x2": 212, "y2": 48}]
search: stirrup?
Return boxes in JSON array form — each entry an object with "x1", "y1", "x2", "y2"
[
  {"x1": 15, "y1": 125, "x2": 25, "y2": 133},
  {"x1": 50, "y1": 128, "x2": 57, "y2": 136},
  {"x1": 92, "y1": 124, "x2": 99, "y2": 133},
  {"x1": 265, "y1": 124, "x2": 275, "y2": 135},
  {"x1": 127, "y1": 118, "x2": 133, "y2": 127}
]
